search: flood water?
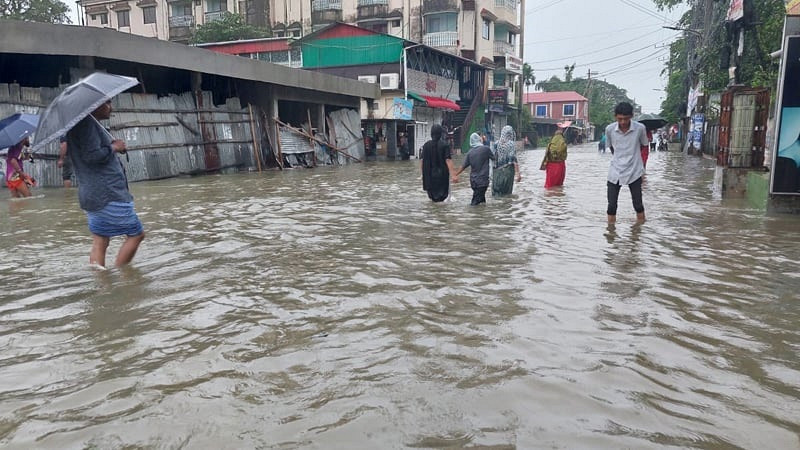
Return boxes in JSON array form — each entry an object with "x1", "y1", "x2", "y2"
[{"x1": 1, "y1": 145, "x2": 799, "y2": 449}]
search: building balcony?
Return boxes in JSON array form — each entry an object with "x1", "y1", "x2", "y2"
[
  {"x1": 169, "y1": 14, "x2": 194, "y2": 27},
  {"x1": 494, "y1": 0, "x2": 517, "y2": 12},
  {"x1": 357, "y1": 0, "x2": 389, "y2": 21},
  {"x1": 422, "y1": 0, "x2": 458, "y2": 15},
  {"x1": 423, "y1": 31, "x2": 459, "y2": 54},
  {"x1": 312, "y1": 0, "x2": 342, "y2": 24},
  {"x1": 204, "y1": 10, "x2": 226, "y2": 22},
  {"x1": 493, "y1": 40, "x2": 514, "y2": 56}
]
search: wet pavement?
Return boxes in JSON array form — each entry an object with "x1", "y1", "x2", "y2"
[{"x1": 1, "y1": 144, "x2": 799, "y2": 448}]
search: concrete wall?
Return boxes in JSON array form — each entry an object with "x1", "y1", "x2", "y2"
[{"x1": 0, "y1": 20, "x2": 379, "y2": 101}]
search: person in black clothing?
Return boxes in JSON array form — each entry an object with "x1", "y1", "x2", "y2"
[{"x1": 421, "y1": 124, "x2": 454, "y2": 202}]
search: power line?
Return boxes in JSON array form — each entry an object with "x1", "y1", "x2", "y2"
[
  {"x1": 529, "y1": 29, "x2": 658, "y2": 64},
  {"x1": 533, "y1": 33, "x2": 678, "y2": 71},
  {"x1": 523, "y1": 23, "x2": 660, "y2": 45}
]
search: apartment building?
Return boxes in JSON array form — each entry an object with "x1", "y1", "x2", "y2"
[{"x1": 269, "y1": 0, "x2": 521, "y2": 103}]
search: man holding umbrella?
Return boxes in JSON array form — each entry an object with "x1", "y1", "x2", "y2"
[{"x1": 35, "y1": 72, "x2": 144, "y2": 268}]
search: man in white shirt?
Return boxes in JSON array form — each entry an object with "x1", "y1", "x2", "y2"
[{"x1": 605, "y1": 102, "x2": 650, "y2": 224}]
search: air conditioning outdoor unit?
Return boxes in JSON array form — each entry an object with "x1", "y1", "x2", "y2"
[
  {"x1": 379, "y1": 73, "x2": 400, "y2": 90},
  {"x1": 358, "y1": 75, "x2": 378, "y2": 84}
]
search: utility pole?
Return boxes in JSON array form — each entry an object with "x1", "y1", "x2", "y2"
[{"x1": 517, "y1": 0, "x2": 526, "y2": 134}]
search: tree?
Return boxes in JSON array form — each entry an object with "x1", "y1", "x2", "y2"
[
  {"x1": 1, "y1": 0, "x2": 70, "y2": 23},
  {"x1": 191, "y1": 12, "x2": 271, "y2": 44},
  {"x1": 654, "y1": 0, "x2": 785, "y2": 119},
  {"x1": 522, "y1": 63, "x2": 536, "y2": 95},
  {"x1": 564, "y1": 63, "x2": 576, "y2": 82}
]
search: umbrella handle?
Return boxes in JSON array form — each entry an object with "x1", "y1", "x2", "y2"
[{"x1": 89, "y1": 115, "x2": 125, "y2": 154}]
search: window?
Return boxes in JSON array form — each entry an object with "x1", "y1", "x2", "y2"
[
  {"x1": 143, "y1": 6, "x2": 156, "y2": 24},
  {"x1": 482, "y1": 19, "x2": 490, "y2": 40},
  {"x1": 206, "y1": 0, "x2": 225, "y2": 12},
  {"x1": 391, "y1": 19, "x2": 401, "y2": 28},
  {"x1": 428, "y1": 17, "x2": 440, "y2": 33},
  {"x1": 290, "y1": 29, "x2": 301, "y2": 37},
  {"x1": 171, "y1": 2, "x2": 192, "y2": 16},
  {"x1": 100, "y1": 13, "x2": 108, "y2": 24},
  {"x1": 563, "y1": 103, "x2": 575, "y2": 116},
  {"x1": 536, "y1": 105, "x2": 547, "y2": 117},
  {"x1": 117, "y1": 10, "x2": 130, "y2": 27},
  {"x1": 493, "y1": 73, "x2": 505, "y2": 87}
]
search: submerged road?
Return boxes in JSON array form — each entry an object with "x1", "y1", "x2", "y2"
[{"x1": 1, "y1": 144, "x2": 799, "y2": 448}]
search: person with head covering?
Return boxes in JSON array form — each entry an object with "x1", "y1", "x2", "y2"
[
  {"x1": 420, "y1": 124, "x2": 454, "y2": 202},
  {"x1": 5, "y1": 136, "x2": 35, "y2": 198},
  {"x1": 492, "y1": 125, "x2": 521, "y2": 197},
  {"x1": 543, "y1": 127, "x2": 568, "y2": 188},
  {"x1": 452, "y1": 132, "x2": 495, "y2": 205}
]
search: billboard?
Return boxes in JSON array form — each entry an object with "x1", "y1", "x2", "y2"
[
  {"x1": 505, "y1": 54, "x2": 523, "y2": 74},
  {"x1": 788, "y1": 0, "x2": 800, "y2": 15},
  {"x1": 392, "y1": 98, "x2": 413, "y2": 120},
  {"x1": 771, "y1": 36, "x2": 800, "y2": 194},
  {"x1": 726, "y1": 0, "x2": 744, "y2": 21}
]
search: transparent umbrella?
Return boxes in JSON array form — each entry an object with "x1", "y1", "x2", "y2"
[{"x1": 31, "y1": 72, "x2": 138, "y2": 153}]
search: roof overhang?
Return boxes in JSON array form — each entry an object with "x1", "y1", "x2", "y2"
[{"x1": 0, "y1": 20, "x2": 380, "y2": 100}]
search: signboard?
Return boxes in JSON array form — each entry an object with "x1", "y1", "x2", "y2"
[
  {"x1": 691, "y1": 113, "x2": 704, "y2": 150},
  {"x1": 687, "y1": 82, "x2": 702, "y2": 116},
  {"x1": 488, "y1": 89, "x2": 507, "y2": 112},
  {"x1": 788, "y1": 0, "x2": 800, "y2": 15},
  {"x1": 726, "y1": 0, "x2": 744, "y2": 21},
  {"x1": 505, "y1": 54, "x2": 523, "y2": 75},
  {"x1": 771, "y1": 36, "x2": 800, "y2": 194},
  {"x1": 392, "y1": 98, "x2": 413, "y2": 120},
  {"x1": 406, "y1": 69, "x2": 460, "y2": 101}
]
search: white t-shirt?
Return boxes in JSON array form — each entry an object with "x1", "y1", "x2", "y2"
[{"x1": 606, "y1": 121, "x2": 649, "y2": 185}]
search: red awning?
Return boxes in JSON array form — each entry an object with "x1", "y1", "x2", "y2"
[{"x1": 423, "y1": 96, "x2": 461, "y2": 111}]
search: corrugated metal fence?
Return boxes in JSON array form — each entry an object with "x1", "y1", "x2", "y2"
[{"x1": 1, "y1": 83, "x2": 263, "y2": 187}]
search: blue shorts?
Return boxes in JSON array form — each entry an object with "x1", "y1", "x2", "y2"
[{"x1": 87, "y1": 201, "x2": 144, "y2": 237}]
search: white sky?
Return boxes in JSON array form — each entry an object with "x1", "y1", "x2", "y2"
[
  {"x1": 524, "y1": 0, "x2": 689, "y2": 113},
  {"x1": 66, "y1": 0, "x2": 688, "y2": 113}
]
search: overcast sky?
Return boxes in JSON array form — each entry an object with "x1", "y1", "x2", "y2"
[
  {"x1": 67, "y1": 0, "x2": 687, "y2": 113},
  {"x1": 524, "y1": 0, "x2": 689, "y2": 113}
]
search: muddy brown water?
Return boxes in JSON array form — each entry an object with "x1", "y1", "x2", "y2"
[{"x1": 1, "y1": 144, "x2": 799, "y2": 448}]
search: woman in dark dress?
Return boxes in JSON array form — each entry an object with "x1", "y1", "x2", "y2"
[{"x1": 421, "y1": 124, "x2": 454, "y2": 202}]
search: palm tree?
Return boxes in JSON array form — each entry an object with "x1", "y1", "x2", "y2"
[{"x1": 522, "y1": 63, "x2": 535, "y2": 95}]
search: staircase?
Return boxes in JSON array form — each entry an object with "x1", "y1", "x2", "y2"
[{"x1": 452, "y1": 98, "x2": 479, "y2": 152}]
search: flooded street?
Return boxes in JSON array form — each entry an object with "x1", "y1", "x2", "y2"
[{"x1": 1, "y1": 145, "x2": 799, "y2": 448}]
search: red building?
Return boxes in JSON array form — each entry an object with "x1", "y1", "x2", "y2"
[
  {"x1": 523, "y1": 91, "x2": 589, "y2": 124},
  {"x1": 196, "y1": 37, "x2": 301, "y2": 68}
]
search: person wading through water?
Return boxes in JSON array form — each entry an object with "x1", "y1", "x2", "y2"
[{"x1": 420, "y1": 124, "x2": 454, "y2": 202}]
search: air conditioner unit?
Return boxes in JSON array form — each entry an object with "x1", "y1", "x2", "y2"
[
  {"x1": 379, "y1": 73, "x2": 400, "y2": 90},
  {"x1": 358, "y1": 75, "x2": 377, "y2": 84}
]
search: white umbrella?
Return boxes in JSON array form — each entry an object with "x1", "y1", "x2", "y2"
[{"x1": 31, "y1": 72, "x2": 139, "y2": 153}]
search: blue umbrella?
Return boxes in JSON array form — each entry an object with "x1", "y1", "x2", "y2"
[{"x1": 0, "y1": 113, "x2": 39, "y2": 150}]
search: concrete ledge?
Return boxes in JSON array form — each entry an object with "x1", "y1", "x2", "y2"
[
  {"x1": 768, "y1": 194, "x2": 800, "y2": 214},
  {"x1": 746, "y1": 171, "x2": 769, "y2": 209},
  {"x1": 0, "y1": 20, "x2": 380, "y2": 100}
]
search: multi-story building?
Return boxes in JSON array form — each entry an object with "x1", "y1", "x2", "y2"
[
  {"x1": 524, "y1": 91, "x2": 591, "y2": 140},
  {"x1": 78, "y1": 0, "x2": 521, "y2": 131}
]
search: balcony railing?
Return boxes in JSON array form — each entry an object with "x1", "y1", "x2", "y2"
[
  {"x1": 494, "y1": 0, "x2": 517, "y2": 11},
  {"x1": 358, "y1": 0, "x2": 388, "y2": 5},
  {"x1": 169, "y1": 14, "x2": 194, "y2": 27},
  {"x1": 493, "y1": 40, "x2": 514, "y2": 55},
  {"x1": 423, "y1": 31, "x2": 458, "y2": 48},
  {"x1": 204, "y1": 10, "x2": 226, "y2": 22},
  {"x1": 312, "y1": 0, "x2": 342, "y2": 11}
]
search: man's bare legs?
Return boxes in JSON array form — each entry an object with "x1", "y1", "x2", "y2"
[
  {"x1": 90, "y1": 234, "x2": 110, "y2": 267},
  {"x1": 636, "y1": 212, "x2": 646, "y2": 224},
  {"x1": 115, "y1": 233, "x2": 145, "y2": 267},
  {"x1": 90, "y1": 233, "x2": 145, "y2": 268}
]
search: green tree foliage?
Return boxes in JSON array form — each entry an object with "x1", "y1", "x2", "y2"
[
  {"x1": 1, "y1": 0, "x2": 70, "y2": 23},
  {"x1": 522, "y1": 63, "x2": 535, "y2": 95},
  {"x1": 655, "y1": 0, "x2": 785, "y2": 119},
  {"x1": 537, "y1": 75, "x2": 636, "y2": 136},
  {"x1": 191, "y1": 12, "x2": 271, "y2": 44}
]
